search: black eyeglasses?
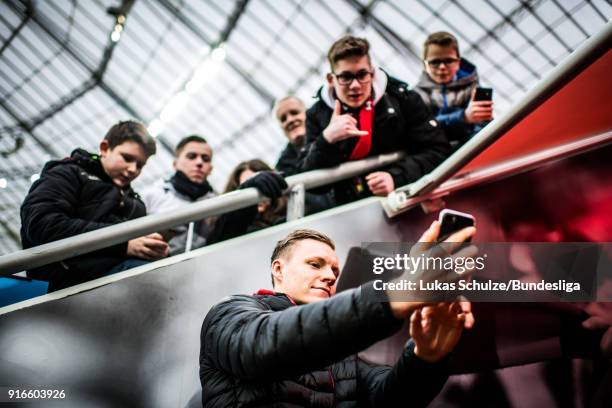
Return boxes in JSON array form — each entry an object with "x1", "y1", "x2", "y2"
[
  {"x1": 333, "y1": 70, "x2": 373, "y2": 85},
  {"x1": 425, "y1": 58, "x2": 459, "y2": 68}
]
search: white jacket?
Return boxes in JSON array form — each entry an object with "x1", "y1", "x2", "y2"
[{"x1": 141, "y1": 179, "x2": 216, "y2": 255}]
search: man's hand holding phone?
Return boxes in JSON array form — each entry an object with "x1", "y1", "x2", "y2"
[
  {"x1": 386, "y1": 218, "x2": 477, "y2": 362},
  {"x1": 388, "y1": 217, "x2": 477, "y2": 320}
]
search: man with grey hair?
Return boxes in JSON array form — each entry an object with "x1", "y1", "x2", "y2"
[
  {"x1": 274, "y1": 95, "x2": 308, "y2": 176},
  {"x1": 274, "y1": 95, "x2": 334, "y2": 213}
]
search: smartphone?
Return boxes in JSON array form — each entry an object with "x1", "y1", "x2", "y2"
[
  {"x1": 437, "y1": 209, "x2": 475, "y2": 242},
  {"x1": 159, "y1": 229, "x2": 177, "y2": 242},
  {"x1": 474, "y1": 87, "x2": 493, "y2": 101}
]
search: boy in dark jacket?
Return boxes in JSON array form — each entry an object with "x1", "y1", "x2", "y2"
[
  {"x1": 20, "y1": 120, "x2": 169, "y2": 292},
  {"x1": 200, "y1": 224, "x2": 476, "y2": 407},
  {"x1": 297, "y1": 36, "x2": 451, "y2": 205},
  {"x1": 414, "y1": 31, "x2": 494, "y2": 149}
]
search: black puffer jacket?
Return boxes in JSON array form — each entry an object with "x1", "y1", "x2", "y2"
[
  {"x1": 275, "y1": 142, "x2": 335, "y2": 214},
  {"x1": 199, "y1": 286, "x2": 448, "y2": 407},
  {"x1": 275, "y1": 142, "x2": 303, "y2": 177},
  {"x1": 298, "y1": 70, "x2": 450, "y2": 205},
  {"x1": 20, "y1": 149, "x2": 146, "y2": 291}
]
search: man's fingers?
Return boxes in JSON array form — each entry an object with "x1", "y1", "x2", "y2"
[
  {"x1": 582, "y1": 315, "x2": 609, "y2": 330},
  {"x1": 471, "y1": 100, "x2": 493, "y2": 107},
  {"x1": 333, "y1": 100, "x2": 342, "y2": 117},
  {"x1": 463, "y1": 314, "x2": 475, "y2": 329},
  {"x1": 462, "y1": 308, "x2": 475, "y2": 329},
  {"x1": 349, "y1": 130, "x2": 369, "y2": 137},
  {"x1": 449, "y1": 243, "x2": 478, "y2": 260},
  {"x1": 145, "y1": 238, "x2": 169, "y2": 250},
  {"x1": 344, "y1": 115, "x2": 357, "y2": 125},
  {"x1": 370, "y1": 183, "x2": 393, "y2": 196},
  {"x1": 418, "y1": 220, "x2": 440, "y2": 243},
  {"x1": 366, "y1": 172, "x2": 393, "y2": 195},
  {"x1": 449, "y1": 302, "x2": 467, "y2": 327},
  {"x1": 338, "y1": 115, "x2": 357, "y2": 127},
  {"x1": 444, "y1": 226, "x2": 476, "y2": 244},
  {"x1": 370, "y1": 187, "x2": 388, "y2": 196},
  {"x1": 147, "y1": 232, "x2": 164, "y2": 240},
  {"x1": 410, "y1": 308, "x2": 424, "y2": 340},
  {"x1": 147, "y1": 244, "x2": 169, "y2": 260},
  {"x1": 365, "y1": 172, "x2": 381, "y2": 181},
  {"x1": 138, "y1": 247, "x2": 156, "y2": 260},
  {"x1": 367, "y1": 177, "x2": 383, "y2": 188}
]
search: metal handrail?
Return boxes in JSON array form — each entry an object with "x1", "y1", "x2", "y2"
[
  {"x1": 384, "y1": 131, "x2": 612, "y2": 217},
  {"x1": 390, "y1": 19, "x2": 612, "y2": 208},
  {"x1": 4, "y1": 20, "x2": 609, "y2": 276},
  {"x1": 0, "y1": 151, "x2": 403, "y2": 275}
]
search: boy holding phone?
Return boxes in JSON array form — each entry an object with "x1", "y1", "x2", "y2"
[
  {"x1": 20, "y1": 121, "x2": 169, "y2": 292},
  {"x1": 415, "y1": 31, "x2": 494, "y2": 149}
]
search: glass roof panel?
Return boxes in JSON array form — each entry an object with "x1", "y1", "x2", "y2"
[{"x1": 0, "y1": 0, "x2": 610, "y2": 254}]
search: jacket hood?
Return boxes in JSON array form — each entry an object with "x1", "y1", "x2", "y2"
[
  {"x1": 41, "y1": 148, "x2": 113, "y2": 184},
  {"x1": 319, "y1": 65, "x2": 388, "y2": 109},
  {"x1": 416, "y1": 57, "x2": 478, "y2": 90}
]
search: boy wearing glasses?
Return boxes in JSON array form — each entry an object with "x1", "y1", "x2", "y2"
[
  {"x1": 297, "y1": 36, "x2": 450, "y2": 205},
  {"x1": 415, "y1": 31, "x2": 494, "y2": 149},
  {"x1": 142, "y1": 135, "x2": 216, "y2": 254}
]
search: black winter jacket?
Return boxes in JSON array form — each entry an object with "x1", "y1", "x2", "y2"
[
  {"x1": 199, "y1": 286, "x2": 449, "y2": 407},
  {"x1": 275, "y1": 142, "x2": 335, "y2": 214},
  {"x1": 275, "y1": 142, "x2": 303, "y2": 177},
  {"x1": 298, "y1": 72, "x2": 450, "y2": 205},
  {"x1": 20, "y1": 149, "x2": 146, "y2": 291}
]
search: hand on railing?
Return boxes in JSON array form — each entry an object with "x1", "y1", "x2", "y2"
[
  {"x1": 365, "y1": 171, "x2": 394, "y2": 196},
  {"x1": 127, "y1": 233, "x2": 169, "y2": 260},
  {"x1": 239, "y1": 171, "x2": 288, "y2": 199}
]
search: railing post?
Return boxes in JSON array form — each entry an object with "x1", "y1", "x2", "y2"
[
  {"x1": 185, "y1": 222, "x2": 194, "y2": 253},
  {"x1": 286, "y1": 183, "x2": 305, "y2": 221}
]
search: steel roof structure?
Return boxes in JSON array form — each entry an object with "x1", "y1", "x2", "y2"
[{"x1": 1, "y1": 0, "x2": 610, "y2": 254}]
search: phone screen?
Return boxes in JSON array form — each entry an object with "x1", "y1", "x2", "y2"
[
  {"x1": 474, "y1": 87, "x2": 493, "y2": 101},
  {"x1": 438, "y1": 210, "x2": 475, "y2": 242},
  {"x1": 159, "y1": 229, "x2": 177, "y2": 242}
]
